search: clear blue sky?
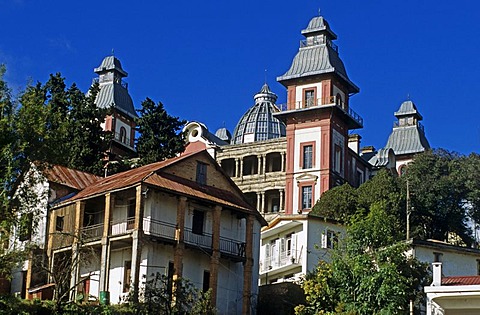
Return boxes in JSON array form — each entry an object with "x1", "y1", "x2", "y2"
[{"x1": 2, "y1": 0, "x2": 479, "y2": 154}]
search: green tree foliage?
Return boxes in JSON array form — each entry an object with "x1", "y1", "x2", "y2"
[
  {"x1": 406, "y1": 149, "x2": 475, "y2": 245},
  {"x1": 311, "y1": 183, "x2": 358, "y2": 221},
  {"x1": 124, "y1": 273, "x2": 216, "y2": 315},
  {"x1": 296, "y1": 205, "x2": 429, "y2": 315},
  {"x1": 135, "y1": 98, "x2": 186, "y2": 166}
]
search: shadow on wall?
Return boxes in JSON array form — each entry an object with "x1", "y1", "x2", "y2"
[{"x1": 257, "y1": 282, "x2": 305, "y2": 315}]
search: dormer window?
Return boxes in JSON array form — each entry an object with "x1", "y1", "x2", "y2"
[{"x1": 119, "y1": 127, "x2": 127, "y2": 144}]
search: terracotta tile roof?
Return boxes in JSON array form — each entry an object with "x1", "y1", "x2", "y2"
[
  {"x1": 442, "y1": 276, "x2": 480, "y2": 286},
  {"x1": 43, "y1": 165, "x2": 101, "y2": 190}
]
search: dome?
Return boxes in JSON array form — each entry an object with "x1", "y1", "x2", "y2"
[
  {"x1": 232, "y1": 84, "x2": 286, "y2": 144},
  {"x1": 215, "y1": 127, "x2": 232, "y2": 142},
  {"x1": 94, "y1": 55, "x2": 127, "y2": 77}
]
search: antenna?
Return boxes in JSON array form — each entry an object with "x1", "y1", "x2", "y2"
[
  {"x1": 318, "y1": 8, "x2": 321, "y2": 16},
  {"x1": 264, "y1": 69, "x2": 267, "y2": 84},
  {"x1": 407, "y1": 93, "x2": 411, "y2": 100},
  {"x1": 111, "y1": 48, "x2": 115, "y2": 56}
]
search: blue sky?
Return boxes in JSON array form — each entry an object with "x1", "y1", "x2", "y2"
[{"x1": 1, "y1": 0, "x2": 479, "y2": 154}]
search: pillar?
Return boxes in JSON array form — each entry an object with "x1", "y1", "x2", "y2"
[
  {"x1": 257, "y1": 156, "x2": 262, "y2": 175},
  {"x1": 209, "y1": 205, "x2": 222, "y2": 306},
  {"x1": 261, "y1": 192, "x2": 265, "y2": 214},
  {"x1": 100, "y1": 193, "x2": 114, "y2": 294},
  {"x1": 173, "y1": 196, "x2": 187, "y2": 295},
  {"x1": 279, "y1": 189, "x2": 284, "y2": 212},
  {"x1": 130, "y1": 186, "x2": 144, "y2": 302},
  {"x1": 70, "y1": 200, "x2": 85, "y2": 301},
  {"x1": 256, "y1": 193, "x2": 261, "y2": 213},
  {"x1": 242, "y1": 215, "x2": 254, "y2": 315},
  {"x1": 262, "y1": 154, "x2": 267, "y2": 175},
  {"x1": 240, "y1": 158, "x2": 244, "y2": 178},
  {"x1": 281, "y1": 152, "x2": 286, "y2": 172},
  {"x1": 235, "y1": 158, "x2": 239, "y2": 177}
]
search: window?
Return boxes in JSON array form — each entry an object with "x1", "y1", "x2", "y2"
[
  {"x1": 322, "y1": 229, "x2": 338, "y2": 249},
  {"x1": 333, "y1": 144, "x2": 343, "y2": 173},
  {"x1": 301, "y1": 186, "x2": 313, "y2": 210},
  {"x1": 167, "y1": 261, "x2": 174, "y2": 299},
  {"x1": 302, "y1": 145, "x2": 313, "y2": 169},
  {"x1": 123, "y1": 260, "x2": 132, "y2": 292},
  {"x1": 192, "y1": 210, "x2": 205, "y2": 235},
  {"x1": 56, "y1": 215, "x2": 65, "y2": 232},
  {"x1": 304, "y1": 89, "x2": 315, "y2": 107},
  {"x1": 127, "y1": 199, "x2": 135, "y2": 230},
  {"x1": 203, "y1": 270, "x2": 210, "y2": 292},
  {"x1": 119, "y1": 127, "x2": 127, "y2": 143},
  {"x1": 286, "y1": 233, "x2": 293, "y2": 256},
  {"x1": 196, "y1": 162, "x2": 207, "y2": 185}
]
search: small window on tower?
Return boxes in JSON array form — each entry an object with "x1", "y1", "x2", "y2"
[
  {"x1": 119, "y1": 127, "x2": 127, "y2": 144},
  {"x1": 301, "y1": 186, "x2": 313, "y2": 210},
  {"x1": 302, "y1": 144, "x2": 313, "y2": 169},
  {"x1": 304, "y1": 89, "x2": 315, "y2": 108}
]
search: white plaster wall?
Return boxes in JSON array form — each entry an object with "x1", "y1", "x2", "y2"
[
  {"x1": 144, "y1": 243, "x2": 174, "y2": 279},
  {"x1": 306, "y1": 220, "x2": 345, "y2": 273},
  {"x1": 295, "y1": 83, "x2": 322, "y2": 107},
  {"x1": 411, "y1": 246, "x2": 480, "y2": 276},
  {"x1": 182, "y1": 249, "x2": 211, "y2": 290},
  {"x1": 216, "y1": 259, "x2": 244, "y2": 315},
  {"x1": 147, "y1": 192, "x2": 177, "y2": 224},
  {"x1": 250, "y1": 219, "x2": 261, "y2": 308},
  {"x1": 220, "y1": 210, "x2": 244, "y2": 240},
  {"x1": 108, "y1": 248, "x2": 132, "y2": 304},
  {"x1": 292, "y1": 127, "x2": 322, "y2": 214},
  {"x1": 115, "y1": 118, "x2": 131, "y2": 139}
]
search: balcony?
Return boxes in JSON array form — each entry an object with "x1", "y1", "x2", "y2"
[
  {"x1": 81, "y1": 223, "x2": 103, "y2": 241},
  {"x1": 113, "y1": 131, "x2": 134, "y2": 149},
  {"x1": 111, "y1": 217, "x2": 135, "y2": 236},
  {"x1": 260, "y1": 249, "x2": 303, "y2": 273},
  {"x1": 143, "y1": 218, "x2": 176, "y2": 241},
  {"x1": 275, "y1": 95, "x2": 363, "y2": 128}
]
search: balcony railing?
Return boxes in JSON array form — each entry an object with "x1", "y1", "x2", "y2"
[
  {"x1": 300, "y1": 38, "x2": 338, "y2": 53},
  {"x1": 260, "y1": 249, "x2": 302, "y2": 273},
  {"x1": 81, "y1": 223, "x2": 103, "y2": 241},
  {"x1": 111, "y1": 217, "x2": 135, "y2": 236},
  {"x1": 220, "y1": 237, "x2": 246, "y2": 258},
  {"x1": 143, "y1": 218, "x2": 176, "y2": 240},
  {"x1": 184, "y1": 228, "x2": 213, "y2": 249},
  {"x1": 276, "y1": 95, "x2": 363, "y2": 127},
  {"x1": 92, "y1": 76, "x2": 128, "y2": 89},
  {"x1": 113, "y1": 132, "x2": 134, "y2": 149},
  {"x1": 393, "y1": 121, "x2": 425, "y2": 132}
]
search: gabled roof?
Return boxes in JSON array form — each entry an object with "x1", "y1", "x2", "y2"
[{"x1": 42, "y1": 164, "x2": 101, "y2": 190}]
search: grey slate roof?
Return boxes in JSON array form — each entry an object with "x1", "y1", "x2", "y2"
[
  {"x1": 215, "y1": 127, "x2": 232, "y2": 142},
  {"x1": 368, "y1": 148, "x2": 393, "y2": 167},
  {"x1": 277, "y1": 16, "x2": 359, "y2": 93},
  {"x1": 385, "y1": 125, "x2": 430, "y2": 156},
  {"x1": 95, "y1": 82, "x2": 138, "y2": 118},
  {"x1": 94, "y1": 56, "x2": 127, "y2": 76},
  {"x1": 394, "y1": 100, "x2": 423, "y2": 119}
]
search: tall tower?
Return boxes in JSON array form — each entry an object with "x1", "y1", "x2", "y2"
[
  {"x1": 275, "y1": 15, "x2": 363, "y2": 215},
  {"x1": 93, "y1": 55, "x2": 137, "y2": 159}
]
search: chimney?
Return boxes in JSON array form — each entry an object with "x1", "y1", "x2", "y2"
[
  {"x1": 348, "y1": 134, "x2": 362, "y2": 154},
  {"x1": 432, "y1": 262, "x2": 442, "y2": 286},
  {"x1": 360, "y1": 145, "x2": 376, "y2": 155}
]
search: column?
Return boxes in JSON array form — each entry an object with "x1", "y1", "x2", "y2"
[
  {"x1": 209, "y1": 205, "x2": 222, "y2": 307},
  {"x1": 279, "y1": 189, "x2": 284, "y2": 212},
  {"x1": 256, "y1": 193, "x2": 261, "y2": 213},
  {"x1": 257, "y1": 156, "x2": 262, "y2": 175},
  {"x1": 261, "y1": 192, "x2": 266, "y2": 214},
  {"x1": 240, "y1": 158, "x2": 244, "y2": 178},
  {"x1": 235, "y1": 158, "x2": 239, "y2": 177},
  {"x1": 100, "y1": 193, "x2": 114, "y2": 296},
  {"x1": 70, "y1": 200, "x2": 85, "y2": 301},
  {"x1": 173, "y1": 196, "x2": 187, "y2": 302},
  {"x1": 242, "y1": 215, "x2": 254, "y2": 315},
  {"x1": 262, "y1": 154, "x2": 267, "y2": 175},
  {"x1": 130, "y1": 186, "x2": 144, "y2": 302},
  {"x1": 281, "y1": 152, "x2": 286, "y2": 172}
]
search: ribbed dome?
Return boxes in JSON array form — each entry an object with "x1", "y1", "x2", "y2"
[
  {"x1": 232, "y1": 84, "x2": 286, "y2": 144},
  {"x1": 215, "y1": 127, "x2": 232, "y2": 142}
]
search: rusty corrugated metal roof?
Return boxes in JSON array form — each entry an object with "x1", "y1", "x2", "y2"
[
  {"x1": 43, "y1": 165, "x2": 101, "y2": 190},
  {"x1": 442, "y1": 276, "x2": 480, "y2": 286},
  {"x1": 61, "y1": 150, "x2": 261, "y2": 218}
]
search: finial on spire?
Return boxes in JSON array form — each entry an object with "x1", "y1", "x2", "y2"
[
  {"x1": 407, "y1": 93, "x2": 410, "y2": 100},
  {"x1": 318, "y1": 8, "x2": 321, "y2": 16},
  {"x1": 111, "y1": 48, "x2": 115, "y2": 56},
  {"x1": 264, "y1": 69, "x2": 268, "y2": 84}
]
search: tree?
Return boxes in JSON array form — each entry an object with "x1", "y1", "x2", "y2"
[
  {"x1": 312, "y1": 183, "x2": 358, "y2": 221},
  {"x1": 296, "y1": 204, "x2": 428, "y2": 315},
  {"x1": 135, "y1": 98, "x2": 186, "y2": 166},
  {"x1": 406, "y1": 149, "x2": 472, "y2": 245}
]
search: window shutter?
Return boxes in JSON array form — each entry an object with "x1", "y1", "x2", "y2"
[{"x1": 321, "y1": 230, "x2": 327, "y2": 248}]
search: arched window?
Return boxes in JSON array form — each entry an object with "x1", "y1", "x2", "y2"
[
  {"x1": 119, "y1": 127, "x2": 127, "y2": 144},
  {"x1": 336, "y1": 93, "x2": 342, "y2": 107}
]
